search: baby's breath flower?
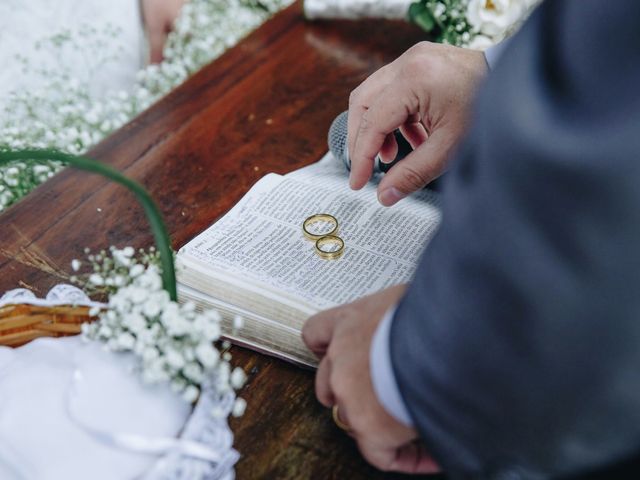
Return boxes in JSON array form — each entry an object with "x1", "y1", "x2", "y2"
[
  {"x1": 182, "y1": 385, "x2": 200, "y2": 403},
  {"x1": 88, "y1": 274, "x2": 104, "y2": 286},
  {"x1": 71, "y1": 259, "x2": 82, "y2": 272},
  {"x1": 196, "y1": 342, "x2": 219, "y2": 368},
  {"x1": 76, "y1": 246, "x2": 248, "y2": 416},
  {"x1": 230, "y1": 367, "x2": 247, "y2": 389},
  {"x1": 232, "y1": 398, "x2": 247, "y2": 417},
  {"x1": 129, "y1": 264, "x2": 145, "y2": 277}
]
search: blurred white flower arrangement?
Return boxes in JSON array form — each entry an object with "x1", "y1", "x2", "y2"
[
  {"x1": 305, "y1": 0, "x2": 541, "y2": 48},
  {"x1": 408, "y1": 0, "x2": 541, "y2": 48},
  {"x1": 75, "y1": 246, "x2": 248, "y2": 417},
  {"x1": 0, "y1": 0, "x2": 293, "y2": 213}
]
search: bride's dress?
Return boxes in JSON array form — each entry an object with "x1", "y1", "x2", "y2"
[{"x1": 0, "y1": 0, "x2": 145, "y2": 110}]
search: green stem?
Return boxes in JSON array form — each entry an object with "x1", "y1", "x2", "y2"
[{"x1": 0, "y1": 149, "x2": 177, "y2": 301}]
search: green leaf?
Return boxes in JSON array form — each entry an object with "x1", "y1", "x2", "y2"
[
  {"x1": 413, "y1": 8, "x2": 436, "y2": 32},
  {"x1": 0, "y1": 149, "x2": 178, "y2": 301},
  {"x1": 408, "y1": 2, "x2": 427, "y2": 21}
]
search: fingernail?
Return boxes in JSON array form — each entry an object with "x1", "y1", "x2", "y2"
[{"x1": 379, "y1": 187, "x2": 405, "y2": 206}]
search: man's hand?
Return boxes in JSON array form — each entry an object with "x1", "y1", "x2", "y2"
[
  {"x1": 348, "y1": 41, "x2": 488, "y2": 206},
  {"x1": 141, "y1": 0, "x2": 186, "y2": 63},
  {"x1": 302, "y1": 285, "x2": 440, "y2": 474}
]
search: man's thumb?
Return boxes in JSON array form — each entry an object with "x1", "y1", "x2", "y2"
[{"x1": 377, "y1": 130, "x2": 451, "y2": 206}]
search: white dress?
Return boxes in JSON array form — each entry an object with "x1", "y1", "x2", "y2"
[{"x1": 0, "y1": 0, "x2": 145, "y2": 110}]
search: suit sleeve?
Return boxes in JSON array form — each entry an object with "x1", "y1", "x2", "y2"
[{"x1": 390, "y1": 1, "x2": 640, "y2": 478}]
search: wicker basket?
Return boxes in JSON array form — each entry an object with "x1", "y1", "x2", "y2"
[
  {"x1": 0, "y1": 149, "x2": 177, "y2": 350},
  {"x1": 0, "y1": 303, "x2": 96, "y2": 348}
]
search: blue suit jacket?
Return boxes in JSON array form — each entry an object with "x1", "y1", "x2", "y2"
[{"x1": 391, "y1": 1, "x2": 640, "y2": 478}]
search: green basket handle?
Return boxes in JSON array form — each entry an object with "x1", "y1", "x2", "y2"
[{"x1": 0, "y1": 149, "x2": 177, "y2": 301}]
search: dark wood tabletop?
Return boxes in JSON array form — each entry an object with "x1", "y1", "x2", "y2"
[{"x1": 0, "y1": 2, "x2": 443, "y2": 478}]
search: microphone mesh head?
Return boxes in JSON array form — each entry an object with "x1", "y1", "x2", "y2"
[{"x1": 328, "y1": 110, "x2": 350, "y2": 171}]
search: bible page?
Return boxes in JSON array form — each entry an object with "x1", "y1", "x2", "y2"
[{"x1": 178, "y1": 153, "x2": 441, "y2": 312}]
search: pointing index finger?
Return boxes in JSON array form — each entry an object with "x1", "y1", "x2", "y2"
[{"x1": 350, "y1": 84, "x2": 417, "y2": 191}]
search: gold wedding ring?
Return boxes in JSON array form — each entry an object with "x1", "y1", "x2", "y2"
[
  {"x1": 303, "y1": 214, "x2": 338, "y2": 240},
  {"x1": 332, "y1": 405, "x2": 351, "y2": 432},
  {"x1": 315, "y1": 235, "x2": 344, "y2": 259}
]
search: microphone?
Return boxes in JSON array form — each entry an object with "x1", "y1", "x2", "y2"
[{"x1": 327, "y1": 110, "x2": 413, "y2": 173}]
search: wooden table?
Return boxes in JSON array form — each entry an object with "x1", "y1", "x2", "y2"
[{"x1": 0, "y1": 3, "x2": 442, "y2": 478}]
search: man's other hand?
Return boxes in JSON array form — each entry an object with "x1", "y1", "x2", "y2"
[
  {"x1": 348, "y1": 41, "x2": 487, "y2": 206},
  {"x1": 302, "y1": 285, "x2": 440, "y2": 474},
  {"x1": 141, "y1": 0, "x2": 186, "y2": 64}
]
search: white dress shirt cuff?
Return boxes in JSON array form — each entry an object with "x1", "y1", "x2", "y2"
[
  {"x1": 484, "y1": 40, "x2": 509, "y2": 69},
  {"x1": 370, "y1": 305, "x2": 414, "y2": 427}
]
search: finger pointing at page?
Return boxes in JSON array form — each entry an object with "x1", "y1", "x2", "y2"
[{"x1": 346, "y1": 41, "x2": 488, "y2": 205}]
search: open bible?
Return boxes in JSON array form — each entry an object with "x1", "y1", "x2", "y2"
[{"x1": 176, "y1": 153, "x2": 441, "y2": 366}]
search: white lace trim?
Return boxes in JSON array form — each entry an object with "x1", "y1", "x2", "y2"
[
  {"x1": 143, "y1": 383, "x2": 239, "y2": 480},
  {"x1": 0, "y1": 284, "x2": 105, "y2": 309}
]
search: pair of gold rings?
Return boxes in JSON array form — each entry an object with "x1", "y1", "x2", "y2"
[{"x1": 303, "y1": 214, "x2": 344, "y2": 259}]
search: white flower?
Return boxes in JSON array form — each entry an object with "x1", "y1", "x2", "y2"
[
  {"x1": 142, "y1": 359, "x2": 169, "y2": 384},
  {"x1": 232, "y1": 398, "x2": 246, "y2": 417},
  {"x1": 230, "y1": 367, "x2": 247, "y2": 389},
  {"x1": 142, "y1": 298, "x2": 162, "y2": 318},
  {"x1": 98, "y1": 324, "x2": 113, "y2": 338},
  {"x1": 467, "y1": 0, "x2": 530, "y2": 38},
  {"x1": 88, "y1": 273, "x2": 104, "y2": 286},
  {"x1": 129, "y1": 264, "x2": 145, "y2": 277},
  {"x1": 116, "y1": 332, "x2": 136, "y2": 350},
  {"x1": 109, "y1": 294, "x2": 130, "y2": 313},
  {"x1": 467, "y1": 34, "x2": 495, "y2": 51},
  {"x1": 142, "y1": 346, "x2": 160, "y2": 363},
  {"x1": 71, "y1": 259, "x2": 82, "y2": 271},
  {"x1": 183, "y1": 362, "x2": 204, "y2": 383},
  {"x1": 182, "y1": 385, "x2": 200, "y2": 403},
  {"x1": 126, "y1": 286, "x2": 148, "y2": 304},
  {"x1": 193, "y1": 314, "x2": 221, "y2": 342},
  {"x1": 170, "y1": 378, "x2": 187, "y2": 393},
  {"x1": 195, "y1": 342, "x2": 219, "y2": 369},
  {"x1": 165, "y1": 348, "x2": 186, "y2": 370},
  {"x1": 75, "y1": 247, "x2": 260, "y2": 420},
  {"x1": 163, "y1": 313, "x2": 191, "y2": 337},
  {"x1": 123, "y1": 312, "x2": 146, "y2": 333},
  {"x1": 136, "y1": 267, "x2": 163, "y2": 291}
]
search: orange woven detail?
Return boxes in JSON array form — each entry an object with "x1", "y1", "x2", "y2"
[{"x1": 0, "y1": 304, "x2": 99, "y2": 348}]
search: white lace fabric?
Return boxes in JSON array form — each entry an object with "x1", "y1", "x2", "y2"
[{"x1": 0, "y1": 284, "x2": 104, "y2": 309}]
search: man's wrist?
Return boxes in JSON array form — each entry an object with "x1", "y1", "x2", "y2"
[{"x1": 370, "y1": 305, "x2": 414, "y2": 427}]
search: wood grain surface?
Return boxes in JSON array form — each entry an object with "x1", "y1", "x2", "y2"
[{"x1": 0, "y1": 2, "x2": 446, "y2": 478}]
